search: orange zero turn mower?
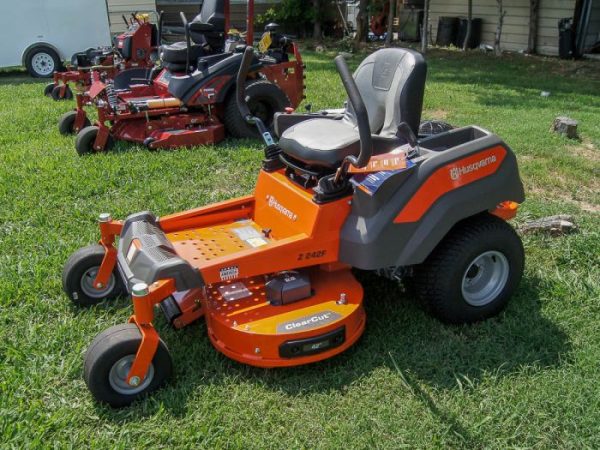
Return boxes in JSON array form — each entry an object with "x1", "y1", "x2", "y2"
[{"x1": 63, "y1": 47, "x2": 525, "y2": 407}]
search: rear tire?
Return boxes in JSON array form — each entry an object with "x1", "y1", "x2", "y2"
[
  {"x1": 51, "y1": 84, "x2": 73, "y2": 101},
  {"x1": 224, "y1": 80, "x2": 290, "y2": 139},
  {"x1": 25, "y1": 45, "x2": 61, "y2": 78},
  {"x1": 58, "y1": 111, "x2": 90, "y2": 135},
  {"x1": 62, "y1": 244, "x2": 123, "y2": 306},
  {"x1": 412, "y1": 214, "x2": 524, "y2": 324},
  {"x1": 84, "y1": 323, "x2": 172, "y2": 407},
  {"x1": 75, "y1": 126, "x2": 113, "y2": 155}
]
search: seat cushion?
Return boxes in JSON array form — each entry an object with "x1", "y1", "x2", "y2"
[
  {"x1": 160, "y1": 41, "x2": 205, "y2": 64},
  {"x1": 279, "y1": 118, "x2": 360, "y2": 169}
]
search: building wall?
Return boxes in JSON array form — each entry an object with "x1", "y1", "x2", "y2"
[
  {"x1": 428, "y1": 0, "x2": 576, "y2": 56},
  {"x1": 156, "y1": 1, "x2": 277, "y2": 30},
  {"x1": 106, "y1": 0, "x2": 157, "y2": 34}
]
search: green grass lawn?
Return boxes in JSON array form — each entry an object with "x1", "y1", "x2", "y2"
[{"x1": 0, "y1": 48, "x2": 599, "y2": 448}]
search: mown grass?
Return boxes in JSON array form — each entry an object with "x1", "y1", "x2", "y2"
[{"x1": 0, "y1": 48, "x2": 599, "y2": 448}]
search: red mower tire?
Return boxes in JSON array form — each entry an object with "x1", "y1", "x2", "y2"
[
  {"x1": 58, "y1": 111, "x2": 91, "y2": 136},
  {"x1": 44, "y1": 82, "x2": 56, "y2": 97},
  {"x1": 84, "y1": 323, "x2": 172, "y2": 408},
  {"x1": 75, "y1": 126, "x2": 113, "y2": 156},
  {"x1": 412, "y1": 214, "x2": 524, "y2": 324},
  {"x1": 62, "y1": 244, "x2": 123, "y2": 306},
  {"x1": 51, "y1": 84, "x2": 73, "y2": 101},
  {"x1": 224, "y1": 80, "x2": 290, "y2": 139}
]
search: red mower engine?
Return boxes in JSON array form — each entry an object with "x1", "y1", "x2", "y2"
[
  {"x1": 113, "y1": 14, "x2": 158, "y2": 67},
  {"x1": 44, "y1": 13, "x2": 159, "y2": 101}
]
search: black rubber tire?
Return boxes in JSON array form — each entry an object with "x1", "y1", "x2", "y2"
[
  {"x1": 84, "y1": 323, "x2": 172, "y2": 408},
  {"x1": 62, "y1": 244, "x2": 123, "y2": 306},
  {"x1": 51, "y1": 84, "x2": 73, "y2": 101},
  {"x1": 224, "y1": 79, "x2": 290, "y2": 139},
  {"x1": 25, "y1": 45, "x2": 61, "y2": 78},
  {"x1": 75, "y1": 126, "x2": 114, "y2": 156},
  {"x1": 58, "y1": 111, "x2": 91, "y2": 136},
  {"x1": 412, "y1": 214, "x2": 524, "y2": 324},
  {"x1": 44, "y1": 82, "x2": 56, "y2": 97}
]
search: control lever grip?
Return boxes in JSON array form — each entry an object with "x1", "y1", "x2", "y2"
[{"x1": 236, "y1": 46, "x2": 255, "y2": 122}]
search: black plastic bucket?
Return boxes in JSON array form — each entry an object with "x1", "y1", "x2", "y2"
[
  {"x1": 558, "y1": 18, "x2": 575, "y2": 59},
  {"x1": 455, "y1": 18, "x2": 482, "y2": 49},
  {"x1": 436, "y1": 16, "x2": 459, "y2": 47}
]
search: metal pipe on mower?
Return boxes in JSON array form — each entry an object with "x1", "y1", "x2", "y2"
[
  {"x1": 333, "y1": 55, "x2": 373, "y2": 182},
  {"x1": 180, "y1": 11, "x2": 192, "y2": 74}
]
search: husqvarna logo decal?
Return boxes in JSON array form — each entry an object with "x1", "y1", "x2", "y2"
[
  {"x1": 449, "y1": 155, "x2": 498, "y2": 181},
  {"x1": 266, "y1": 195, "x2": 298, "y2": 221},
  {"x1": 394, "y1": 146, "x2": 508, "y2": 224}
]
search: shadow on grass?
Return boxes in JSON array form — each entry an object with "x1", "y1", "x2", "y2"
[
  {"x1": 0, "y1": 71, "x2": 41, "y2": 86},
  {"x1": 92, "y1": 270, "x2": 568, "y2": 421}
]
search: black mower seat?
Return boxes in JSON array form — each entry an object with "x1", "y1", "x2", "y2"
[
  {"x1": 160, "y1": 41, "x2": 206, "y2": 64},
  {"x1": 279, "y1": 48, "x2": 426, "y2": 170}
]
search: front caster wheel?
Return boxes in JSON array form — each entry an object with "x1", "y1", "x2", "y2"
[
  {"x1": 58, "y1": 110, "x2": 91, "y2": 135},
  {"x1": 51, "y1": 84, "x2": 73, "y2": 101},
  {"x1": 413, "y1": 214, "x2": 524, "y2": 324},
  {"x1": 62, "y1": 244, "x2": 123, "y2": 306},
  {"x1": 84, "y1": 324, "x2": 173, "y2": 408},
  {"x1": 44, "y1": 82, "x2": 56, "y2": 97},
  {"x1": 75, "y1": 126, "x2": 114, "y2": 155}
]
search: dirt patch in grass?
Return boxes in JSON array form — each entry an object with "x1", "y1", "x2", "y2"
[
  {"x1": 568, "y1": 140, "x2": 600, "y2": 162},
  {"x1": 527, "y1": 183, "x2": 600, "y2": 213},
  {"x1": 422, "y1": 109, "x2": 449, "y2": 120}
]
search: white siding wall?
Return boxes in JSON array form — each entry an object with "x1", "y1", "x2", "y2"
[
  {"x1": 106, "y1": 0, "x2": 157, "y2": 34},
  {"x1": 428, "y1": 0, "x2": 576, "y2": 56}
]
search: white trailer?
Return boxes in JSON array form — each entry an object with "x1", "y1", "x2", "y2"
[{"x1": 0, "y1": 0, "x2": 112, "y2": 77}]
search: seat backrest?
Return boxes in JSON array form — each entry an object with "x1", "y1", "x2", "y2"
[
  {"x1": 189, "y1": 0, "x2": 225, "y2": 50},
  {"x1": 344, "y1": 48, "x2": 427, "y2": 138},
  {"x1": 192, "y1": 0, "x2": 225, "y2": 30}
]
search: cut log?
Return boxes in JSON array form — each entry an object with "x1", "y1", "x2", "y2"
[
  {"x1": 520, "y1": 215, "x2": 577, "y2": 236},
  {"x1": 551, "y1": 116, "x2": 579, "y2": 139}
]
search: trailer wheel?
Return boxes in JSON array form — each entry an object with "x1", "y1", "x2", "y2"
[
  {"x1": 224, "y1": 80, "x2": 290, "y2": 139},
  {"x1": 84, "y1": 323, "x2": 172, "y2": 407},
  {"x1": 58, "y1": 111, "x2": 91, "y2": 135},
  {"x1": 44, "y1": 83, "x2": 56, "y2": 97},
  {"x1": 51, "y1": 84, "x2": 73, "y2": 101},
  {"x1": 62, "y1": 244, "x2": 123, "y2": 306},
  {"x1": 413, "y1": 214, "x2": 524, "y2": 324},
  {"x1": 25, "y1": 45, "x2": 61, "y2": 78},
  {"x1": 75, "y1": 126, "x2": 114, "y2": 155}
]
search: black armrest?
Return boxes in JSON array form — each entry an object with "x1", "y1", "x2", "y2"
[{"x1": 189, "y1": 22, "x2": 215, "y2": 32}]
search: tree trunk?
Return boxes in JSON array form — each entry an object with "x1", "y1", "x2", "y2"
[
  {"x1": 421, "y1": 0, "x2": 430, "y2": 53},
  {"x1": 494, "y1": 0, "x2": 506, "y2": 56},
  {"x1": 385, "y1": 0, "x2": 396, "y2": 47},
  {"x1": 462, "y1": 0, "x2": 473, "y2": 51},
  {"x1": 354, "y1": 0, "x2": 369, "y2": 44},
  {"x1": 312, "y1": 0, "x2": 322, "y2": 40},
  {"x1": 527, "y1": 0, "x2": 539, "y2": 53}
]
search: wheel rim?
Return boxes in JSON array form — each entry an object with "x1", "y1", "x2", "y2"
[
  {"x1": 80, "y1": 266, "x2": 116, "y2": 298},
  {"x1": 109, "y1": 355, "x2": 155, "y2": 395},
  {"x1": 249, "y1": 99, "x2": 274, "y2": 126},
  {"x1": 461, "y1": 251, "x2": 509, "y2": 306},
  {"x1": 31, "y1": 52, "x2": 55, "y2": 76}
]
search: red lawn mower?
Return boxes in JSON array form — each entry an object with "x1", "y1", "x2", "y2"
[
  {"x1": 59, "y1": 0, "x2": 304, "y2": 154},
  {"x1": 43, "y1": 12, "x2": 161, "y2": 101},
  {"x1": 63, "y1": 47, "x2": 525, "y2": 407}
]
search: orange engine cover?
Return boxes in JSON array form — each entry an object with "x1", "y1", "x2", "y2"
[{"x1": 203, "y1": 267, "x2": 365, "y2": 367}]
